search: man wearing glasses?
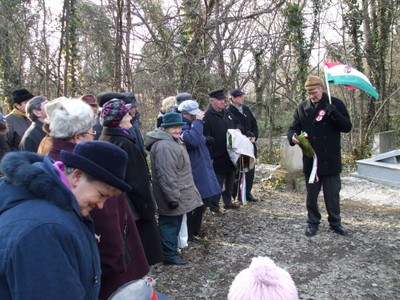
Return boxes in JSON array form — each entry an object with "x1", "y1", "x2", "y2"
[{"x1": 287, "y1": 75, "x2": 352, "y2": 237}]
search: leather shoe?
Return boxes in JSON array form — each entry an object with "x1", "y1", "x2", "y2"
[
  {"x1": 330, "y1": 225, "x2": 348, "y2": 236},
  {"x1": 305, "y1": 225, "x2": 318, "y2": 237},
  {"x1": 212, "y1": 210, "x2": 225, "y2": 217},
  {"x1": 246, "y1": 195, "x2": 258, "y2": 202},
  {"x1": 163, "y1": 257, "x2": 188, "y2": 265},
  {"x1": 223, "y1": 203, "x2": 240, "y2": 209}
]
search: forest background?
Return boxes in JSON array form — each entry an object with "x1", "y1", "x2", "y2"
[{"x1": 0, "y1": 0, "x2": 399, "y2": 164}]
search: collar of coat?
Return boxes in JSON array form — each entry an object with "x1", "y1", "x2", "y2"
[{"x1": 0, "y1": 152, "x2": 78, "y2": 214}]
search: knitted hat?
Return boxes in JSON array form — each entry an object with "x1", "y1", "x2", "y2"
[
  {"x1": 160, "y1": 112, "x2": 186, "y2": 128},
  {"x1": 304, "y1": 76, "x2": 324, "y2": 92},
  {"x1": 208, "y1": 89, "x2": 226, "y2": 100},
  {"x1": 228, "y1": 256, "x2": 299, "y2": 300},
  {"x1": 61, "y1": 141, "x2": 131, "y2": 192},
  {"x1": 100, "y1": 99, "x2": 129, "y2": 128},
  {"x1": 176, "y1": 92, "x2": 193, "y2": 105},
  {"x1": 178, "y1": 100, "x2": 200, "y2": 115},
  {"x1": 12, "y1": 88, "x2": 34, "y2": 104}
]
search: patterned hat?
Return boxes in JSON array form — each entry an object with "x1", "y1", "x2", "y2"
[
  {"x1": 101, "y1": 99, "x2": 129, "y2": 128},
  {"x1": 305, "y1": 76, "x2": 324, "y2": 92}
]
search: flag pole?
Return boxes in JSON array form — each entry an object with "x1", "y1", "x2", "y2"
[{"x1": 323, "y1": 64, "x2": 332, "y2": 104}]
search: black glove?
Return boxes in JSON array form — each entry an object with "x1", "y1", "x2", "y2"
[
  {"x1": 325, "y1": 104, "x2": 338, "y2": 116},
  {"x1": 168, "y1": 201, "x2": 179, "y2": 209},
  {"x1": 205, "y1": 136, "x2": 215, "y2": 147}
]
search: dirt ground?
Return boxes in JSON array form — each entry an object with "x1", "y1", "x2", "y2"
[{"x1": 151, "y1": 165, "x2": 400, "y2": 300}]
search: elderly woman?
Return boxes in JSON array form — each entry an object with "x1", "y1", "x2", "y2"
[
  {"x1": 93, "y1": 99, "x2": 163, "y2": 299},
  {"x1": 156, "y1": 96, "x2": 178, "y2": 128},
  {"x1": 0, "y1": 141, "x2": 130, "y2": 299},
  {"x1": 146, "y1": 112, "x2": 203, "y2": 265},
  {"x1": 42, "y1": 98, "x2": 95, "y2": 160}
]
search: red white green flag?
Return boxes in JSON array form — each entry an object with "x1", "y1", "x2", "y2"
[{"x1": 323, "y1": 61, "x2": 379, "y2": 100}]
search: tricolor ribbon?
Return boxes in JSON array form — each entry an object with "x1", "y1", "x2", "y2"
[
  {"x1": 315, "y1": 110, "x2": 326, "y2": 122},
  {"x1": 308, "y1": 153, "x2": 318, "y2": 184}
]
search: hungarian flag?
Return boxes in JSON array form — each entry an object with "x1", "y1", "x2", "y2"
[{"x1": 324, "y1": 61, "x2": 379, "y2": 99}]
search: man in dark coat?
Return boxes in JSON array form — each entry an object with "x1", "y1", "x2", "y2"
[
  {"x1": 19, "y1": 96, "x2": 48, "y2": 152},
  {"x1": 203, "y1": 89, "x2": 243, "y2": 215},
  {"x1": 287, "y1": 75, "x2": 352, "y2": 237},
  {"x1": 5, "y1": 88, "x2": 34, "y2": 152},
  {"x1": 228, "y1": 89, "x2": 259, "y2": 202}
]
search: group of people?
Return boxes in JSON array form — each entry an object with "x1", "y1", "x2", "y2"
[
  {"x1": 0, "y1": 87, "x2": 260, "y2": 299},
  {"x1": 0, "y1": 72, "x2": 351, "y2": 299}
]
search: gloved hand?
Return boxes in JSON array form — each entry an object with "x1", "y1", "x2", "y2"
[
  {"x1": 168, "y1": 201, "x2": 179, "y2": 209},
  {"x1": 205, "y1": 136, "x2": 215, "y2": 147},
  {"x1": 325, "y1": 104, "x2": 338, "y2": 116}
]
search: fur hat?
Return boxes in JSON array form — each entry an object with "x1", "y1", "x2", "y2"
[
  {"x1": 208, "y1": 89, "x2": 226, "y2": 100},
  {"x1": 161, "y1": 112, "x2": 186, "y2": 128},
  {"x1": 60, "y1": 141, "x2": 131, "y2": 192},
  {"x1": 12, "y1": 88, "x2": 34, "y2": 104},
  {"x1": 228, "y1": 256, "x2": 298, "y2": 300},
  {"x1": 176, "y1": 92, "x2": 193, "y2": 105},
  {"x1": 100, "y1": 99, "x2": 129, "y2": 128},
  {"x1": 96, "y1": 92, "x2": 126, "y2": 108},
  {"x1": 49, "y1": 98, "x2": 94, "y2": 139},
  {"x1": 305, "y1": 76, "x2": 324, "y2": 92},
  {"x1": 122, "y1": 92, "x2": 139, "y2": 108},
  {"x1": 178, "y1": 100, "x2": 200, "y2": 115}
]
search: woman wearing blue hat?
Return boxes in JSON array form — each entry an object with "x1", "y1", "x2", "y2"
[{"x1": 146, "y1": 112, "x2": 203, "y2": 265}]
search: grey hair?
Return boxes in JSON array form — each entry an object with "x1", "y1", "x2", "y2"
[
  {"x1": 26, "y1": 96, "x2": 47, "y2": 121},
  {"x1": 49, "y1": 98, "x2": 94, "y2": 139}
]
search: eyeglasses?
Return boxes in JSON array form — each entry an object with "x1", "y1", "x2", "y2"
[{"x1": 80, "y1": 130, "x2": 96, "y2": 137}]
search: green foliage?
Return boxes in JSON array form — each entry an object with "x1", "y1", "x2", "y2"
[{"x1": 261, "y1": 173, "x2": 287, "y2": 191}]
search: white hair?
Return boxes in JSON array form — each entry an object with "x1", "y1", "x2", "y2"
[{"x1": 49, "y1": 98, "x2": 94, "y2": 139}]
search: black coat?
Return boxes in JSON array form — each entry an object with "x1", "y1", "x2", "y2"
[
  {"x1": 287, "y1": 93, "x2": 352, "y2": 176},
  {"x1": 99, "y1": 127, "x2": 163, "y2": 265},
  {"x1": 203, "y1": 104, "x2": 242, "y2": 174},
  {"x1": 228, "y1": 103, "x2": 259, "y2": 156},
  {"x1": 19, "y1": 120, "x2": 46, "y2": 152}
]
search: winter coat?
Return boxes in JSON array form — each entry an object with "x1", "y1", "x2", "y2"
[
  {"x1": 47, "y1": 139, "x2": 76, "y2": 161},
  {"x1": 145, "y1": 128, "x2": 203, "y2": 216},
  {"x1": 181, "y1": 119, "x2": 222, "y2": 199},
  {"x1": 0, "y1": 152, "x2": 101, "y2": 299},
  {"x1": 91, "y1": 193, "x2": 149, "y2": 300},
  {"x1": 287, "y1": 93, "x2": 352, "y2": 176},
  {"x1": 5, "y1": 109, "x2": 31, "y2": 151},
  {"x1": 19, "y1": 120, "x2": 46, "y2": 152},
  {"x1": 228, "y1": 104, "x2": 259, "y2": 157},
  {"x1": 99, "y1": 127, "x2": 156, "y2": 219},
  {"x1": 203, "y1": 104, "x2": 241, "y2": 174},
  {"x1": 99, "y1": 127, "x2": 164, "y2": 265}
]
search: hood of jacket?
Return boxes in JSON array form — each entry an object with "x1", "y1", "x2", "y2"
[
  {"x1": 145, "y1": 128, "x2": 174, "y2": 151},
  {"x1": 0, "y1": 151, "x2": 75, "y2": 214}
]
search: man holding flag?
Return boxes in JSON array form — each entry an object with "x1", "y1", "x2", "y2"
[{"x1": 287, "y1": 75, "x2": 352, "y2": 237}]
